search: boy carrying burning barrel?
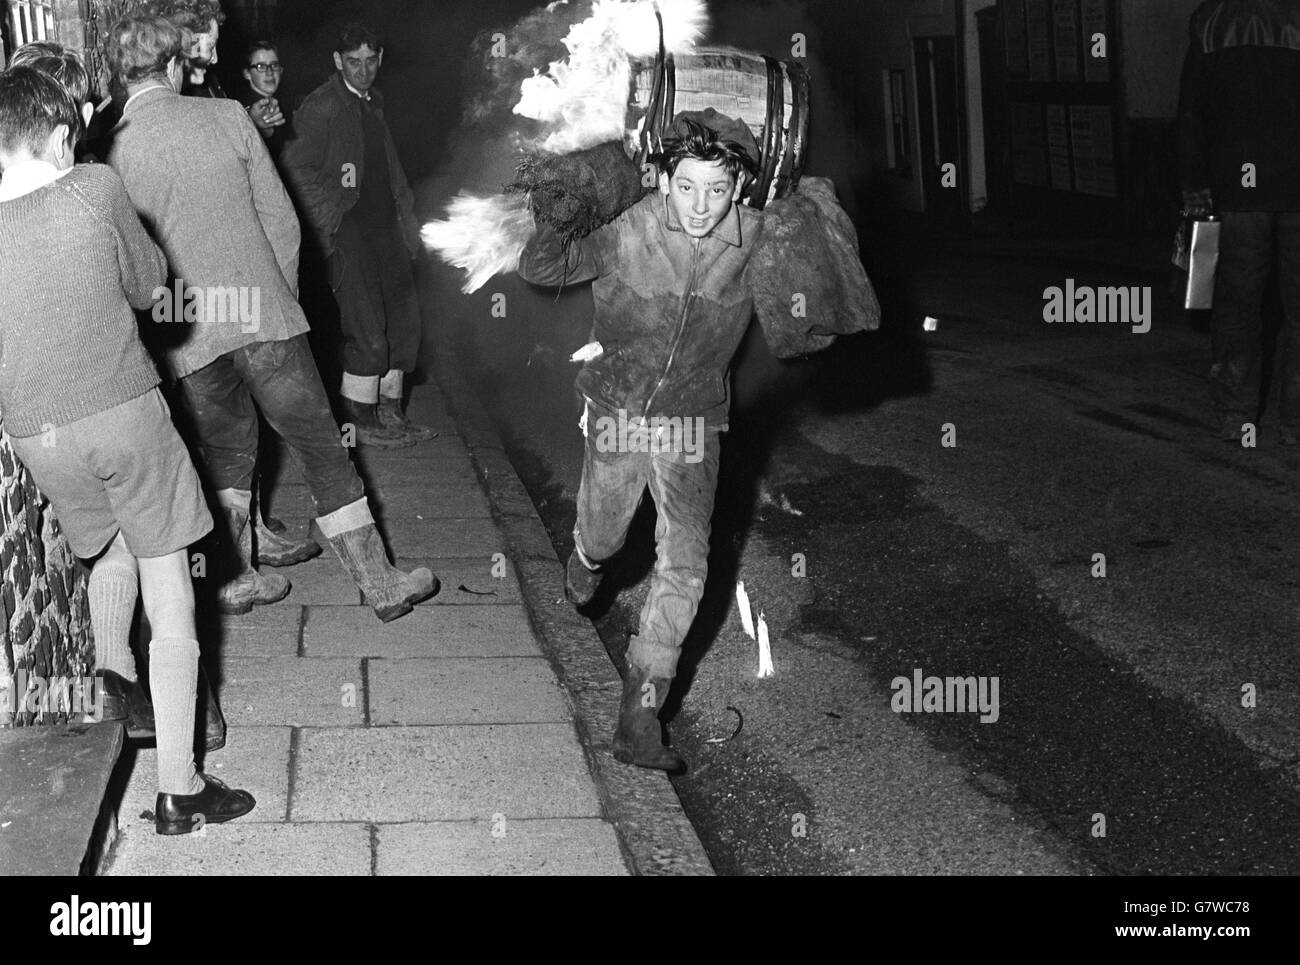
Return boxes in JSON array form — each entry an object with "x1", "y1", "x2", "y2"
[{"x1": 518, "y1": 114, "x2": 875, "y2": 771}]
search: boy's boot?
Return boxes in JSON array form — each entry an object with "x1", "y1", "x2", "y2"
[
  {"x1": 215, "y1": 490, "x2": 291, "y2": 614},
  {"x1": 340, "y1": 372, "x2": 413, "y2": 448},
  {"x1": 317, "y1": 497, "x2": 439, "y2": 622},
  {"x1": 611, "y1": 662, "x2": 686, "y2": 773},
  {"x1": 564, "y1": 548, "x2": 602, "y2": 606},
  {"x1": 255, "y1": 514, "x2": 321, "y2": 567},
  {"x1": 376, "y1": 369, "x2": 438, "y2": 441}
]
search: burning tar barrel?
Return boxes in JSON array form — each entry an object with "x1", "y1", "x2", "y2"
[{"x1": 630, "y1": 46, "x2": 811, "y2": 210}]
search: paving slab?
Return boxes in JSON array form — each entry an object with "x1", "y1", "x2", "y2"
[
  {"x1": 350, "y1": 433, "x2": 471, "y2": 461},
  {"x1": 218, "y1": 657, "x2": 364, "y2": 727},
  {"x1": 115, "y1": 727, "x2": 292, "y2": 826},
  {"x1": 376, "y1": 819, "x2": 627, "y2": 875},
  {"x1": 377, "y1": 516, "x2": 504, "y2": 558},
  {"x1": 368, "y1": 657, "x2": 571, "y2": 725},
  {"x1": 106, "y1": 822, "x2": 371, "y2": 876},
  {"x1": 370, "y1": 482, "x2": 493, "y2": 519},
  {"x1": 302, "y1": 605, "x2": 542, "y2": 658},
  {"x1": 213, "y1": 605, "x2": 303, "y2": 657},
  {"x1": 353, "y1": 456, "x2": 478, "y2": 491},
  {"x1": 291, "y1": 725, "x2": 603, "y2": 822},
  {"x1": 273, "y1": 555, "x2": 362, "y2": 606}
]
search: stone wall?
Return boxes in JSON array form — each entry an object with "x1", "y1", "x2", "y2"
[{"x1": 0, "y1": 433, "x2": 95, "y2": 727}]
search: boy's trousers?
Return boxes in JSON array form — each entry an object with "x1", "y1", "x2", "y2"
[
  {"x1": 574, "y1": 411, "x2": 722, "y2": 680},
  {"x1": 176, "y1": 334, "x2": 364, "y2": 516}
]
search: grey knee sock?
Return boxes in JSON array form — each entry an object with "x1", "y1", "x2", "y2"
[
  {"x1": 90, "y1": 557, "x2": 139, "y2": 681},
  {"x1": 148, "y1": 637, "x2": 203, "y2": 796}
]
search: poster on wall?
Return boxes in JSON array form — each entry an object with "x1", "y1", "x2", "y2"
[
  {"x1": 1080, "y1": 0, "x2": 1112, "y2": 82},
  {"x1": 1052, "y1": 0, "x2": 1081, "y2": 82},
  {"x1": 1069, "y1": 104, "x2": 1117, "y2": 196},
  {"x1": 1002, "y1": 0, "x2": 1029, "y2": 75},
  {"x1": 1025, "y1": 0, "x2": 1053, "y2": 82},
  {"x1": 1046, "y1": 104, "x2": 1073, "y2": 191},
  {"x1": 1010, "y1": 101, "x2": 1050, "y2": 188}
]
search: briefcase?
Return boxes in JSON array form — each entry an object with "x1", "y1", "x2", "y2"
[{"x1": 1171, "y1": 215, "x2": 1221, "y2": 310}]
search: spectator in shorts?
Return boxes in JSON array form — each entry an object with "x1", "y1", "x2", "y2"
[
  {"x1": 5, "y1": 40, "x2": 231, "y2": 752},
  {"x1": 0, "y1": 66, "x2": 254, "y2": 834}
]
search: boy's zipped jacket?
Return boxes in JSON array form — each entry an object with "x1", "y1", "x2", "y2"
[{"x1": 518, "y1": 180, "x2": 878, "y2": 429}]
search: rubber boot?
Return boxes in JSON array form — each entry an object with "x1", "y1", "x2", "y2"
[
  {"x1": 378, "y1": 396, "x2": 438, "y2": 442},
  {"x1": 339, "y1": 396, "x2": 413, "y2": 449},
  {"x1": 564, "y1": 548, "x2": 602, "y2": 606},
  {"x1": 216, "y1": 504, "x2": 291, "y2": 614},
  {"x1": 611, "y1": 665, "x2": 686, "y2": 773},
  {"x1": 254, "y1": 513, "x2": 322, "y2": 567},
  {"x1": 318, "y1": 498, "x2": 439, "y2": 622}
]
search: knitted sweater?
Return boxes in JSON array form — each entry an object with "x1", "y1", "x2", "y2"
[{"x1": 0, "y1": 164, "x2": 163, "y2": 437}]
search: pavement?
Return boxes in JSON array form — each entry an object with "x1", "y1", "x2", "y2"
[{"x1": 102, "y1": 360, "x2": 711, "y2": 876}]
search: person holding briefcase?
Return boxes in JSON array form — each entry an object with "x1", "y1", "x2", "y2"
[{"x1": 1177, "y1": 0, "x2": 1300, "y2": 444}]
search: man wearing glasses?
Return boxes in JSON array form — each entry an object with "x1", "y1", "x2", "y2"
[{"x1": 242, "y1": 40, "x2": 290, "y2": 158}]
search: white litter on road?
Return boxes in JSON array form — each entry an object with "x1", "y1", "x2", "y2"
[
  {"x1": 757, "y1": 612, "x2": 775, "y2": 677},
  {"x1": 735, "y1": 580, "x2": 755, "y2": 639}
]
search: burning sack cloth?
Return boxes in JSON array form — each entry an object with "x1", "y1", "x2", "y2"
[
  {"x1": 508, "y1": 140, "x2": 649, "y2": 249},
  {"x1": 750, "y1": 177, "x2": 881, "y2": 357}
]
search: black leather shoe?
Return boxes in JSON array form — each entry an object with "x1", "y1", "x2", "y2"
[
  {"x1": 98, "y1": 671, "x2": 155, "y2": 740},
  {"x1": 198, "y1": 666, "x2": 226, "y2": 752},
  {"x1": 155, "y1": 773, "x2": 256, "y2": 835}
]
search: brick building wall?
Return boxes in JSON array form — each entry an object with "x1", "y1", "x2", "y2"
[{"x1": 0, "y1": 433, "x2": 95, "y2": 727}]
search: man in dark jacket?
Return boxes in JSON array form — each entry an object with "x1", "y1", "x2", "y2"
[
  {"x1": 281, "y1": 22, "x2": 432, "y2": 448},
  {"x1": 1177, "y1": 0, "x2": 1300, "y2": 442}
]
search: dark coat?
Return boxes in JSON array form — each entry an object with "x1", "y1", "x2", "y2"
[
  {"x1": 1177, "y1": 0, "x2": 1300, "y2": 210},
  {"x1": 279, "y1": 73, "x2": 418, "y2": 258}
]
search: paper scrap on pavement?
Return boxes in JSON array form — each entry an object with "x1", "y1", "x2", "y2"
[
  {"x1": 735, "y1": 581, "x2": 755, "y2": 639},
  {"x1": 757, "y1": 612, "x2": 774, "y2": 677},
  {"x1": 570, "y1": 341, "x2": 604, "y2": 363}
]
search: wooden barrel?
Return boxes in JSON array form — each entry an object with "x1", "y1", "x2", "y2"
[{"x1": 629, "y1": 46, "x2": 810, "y2": 210}]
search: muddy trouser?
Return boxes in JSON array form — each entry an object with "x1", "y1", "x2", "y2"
[
  {"x1": 1208, "y1": 210, "x2": 1300, "y2": 430},
  {"x1": 177, "y1": 334, "x2": 365, "y2": 517},
  {"x1": 329, "y1": 215, "x2": 422, "y2": 378},
  {"x1": 573, "y1": 414, "x2": 722, "y2": 680}
]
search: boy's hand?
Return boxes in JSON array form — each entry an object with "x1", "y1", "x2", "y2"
[{"x1": 250, "y1": 97, "x2": 285, "y2": 132}]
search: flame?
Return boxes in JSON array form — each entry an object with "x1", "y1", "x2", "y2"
[
  {"x1": 421, "y1": 193, "x2": 536, "y2": 294},
  {"x1": 514, "y1": 0, "x2": 709, "y2": 153}
]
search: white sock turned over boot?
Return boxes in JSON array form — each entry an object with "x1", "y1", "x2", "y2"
[{"x1": 317, "y1": 498, "x2": 439, "y2": 622}]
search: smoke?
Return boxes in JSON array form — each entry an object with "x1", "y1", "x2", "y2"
[{"x1": 424, "y1": 0, "x2": 710, "y2": 293}]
